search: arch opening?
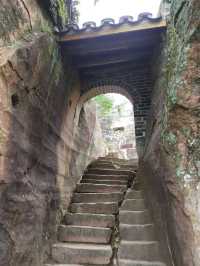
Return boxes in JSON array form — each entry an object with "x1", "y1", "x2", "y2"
[
  {"x1": 77, "y1": 90, "x2": 139, "y2": 162},
  {"x1": 75, "y1": 84, "x2": 147, "y2": 157}
]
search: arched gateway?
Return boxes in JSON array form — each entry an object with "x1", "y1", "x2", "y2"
[{"x1": 59, "y1": 14, "x2": 166, "y2": 154}]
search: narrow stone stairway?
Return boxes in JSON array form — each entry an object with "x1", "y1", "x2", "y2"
[
  {"x1": 45, "y1": 157, "x2": 166, "y2": 266},
  {"x1": 116, "y1": 186, "x2": 167, "y2": 266}
]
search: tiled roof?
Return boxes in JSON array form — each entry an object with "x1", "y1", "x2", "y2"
[{"x1": 58, "y1": 13, "x2": 163, "y2": 36}]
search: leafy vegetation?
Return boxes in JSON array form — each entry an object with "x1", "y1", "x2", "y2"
[{"x1": 94, "y1": 95, "x2": 113, "y2": 116}]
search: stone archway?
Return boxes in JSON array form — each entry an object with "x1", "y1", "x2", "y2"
[{"x1": 75, "y1": 84, "x2": 145, "y2": 156}]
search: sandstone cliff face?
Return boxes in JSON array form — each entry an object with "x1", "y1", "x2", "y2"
[
  {"x1": 143, "y1": 0, "x2": 200, "y2": 265},
  {"x1": 69, "y1": 101, "x2": 107, "y2": 183},
  {"x1": 0, "y1": 1, "x2": 106, "y2": 266},
  {"x1": 0, "y1": 0, "x2": 68, "y2": 47}
]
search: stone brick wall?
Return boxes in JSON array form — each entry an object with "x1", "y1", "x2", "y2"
[{"x1": 80, "y1": 63, "x2": 154, "y2": 154}]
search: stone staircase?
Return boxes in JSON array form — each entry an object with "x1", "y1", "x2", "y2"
[
  {"x1": 45, "y1": 157, "x2": 167, "y2": 266},
  {"x1": 116, "y1": 188, "x2": 167, "y2": 266}
]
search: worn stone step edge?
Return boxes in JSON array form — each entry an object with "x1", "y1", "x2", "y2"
[
  {"x1": 76, "y1": 183, "x2": 127, "y2": 193},
  {"x1": 58, "y1": 225, "x2": 112, "y2": 244},
  {"x1": 52, "y1": 242, "x2": 112, "y2": 265},
  {"x1": 72, "y1": 192, "x2": 124, "y2": 203},
  {"x1": 87, "y1": 168, "x2": 134, "y2": 174},
  {"x1": 119, "y1": 210, "x2": 151, "y2": 225},
  {"x1": 120, "y1": 224, "x2": 155, "y2": 230},
  {"x1": 77, "y1": 183, "x2": 127, "y2": 188},
  {"x1": 114, "y1": 259, "x2": 166, "y2": 266},
  {"x1": 64, "y1": 213, "x2": 115, "y2": 227},
  {"x1": 121, "y1": 199, "x2": 146, "y2": 210},
  {"x1": 119, "y1": 224, "x2": 156, "y2": 241},
  {"x1": 83, "y1": 174, "x2": 130, "y2": 180},
  {"x1": 81, "y1": 179, "x2": 128, "y2": 185},
  {"x1": 45, "y1": 264, "x2": 83, "y2": 266},
  {"x1": 118, "y1": 240, "x2": 161, "y2": 261},
  {"x1": 125, "y1": 190, "x2": 144, "y2": 199},
  {"x1": 70, "y1": 202, "x2": 119, "y2": 214}
]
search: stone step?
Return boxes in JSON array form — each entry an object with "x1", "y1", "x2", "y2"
[
  {"x1": 119, "y1": 210, "x2": 152, "y2": 225},
  {"x1": 71, "y1": 202, "x2": 119, "y2": 214},
  {"x1": 76, "y1": 183, "x2": 127, "y2": 193},
  {"x1": 52, "y1": 243, "x2": 112, "y2": 265},
  {"x1": 81, "y1": 179, "x2": 128, "y2": 185},
  {"x1": 118, "y1": 241, "x2": 162, "y2": 261},
  {"x1": 44, "y1": 264, "x2": 84, "y2": 266},
  {"x1": 89, "y1": 164, "x2": 135, "y2": 170},
  {"x1": 89, "y1": 164, "x2": 118, "y2": 170},
  {"x1": 64, "y1": 213, "x2": 115, "y2": 227},
  {"x1": 116, "y1": 259, "x2": 166, "y2": 266},
  {"x1": 86, "y1": 168, "x2": 134, "y2": 176},
  {"x1": 83, "y1": 174, "x2": 130, "y2": 181},
  {"x1": 121, "y1": 199, "x2": 146, "y2": 211},
  {"x1": 119, "y1": 224, "x2": 156, "y2": 241},
  {"x1": 90, "y1": 161, "x2": 111, "y2": 165},
  {"x1": 125, "y1": 189, "x2": 143, "y2": 199},
  {"x1": 58, "y1": 225, "x2": 112, "y2": 244},
  {"x1": 72, "y1": 192, "x2": 124, "y2": 203}
]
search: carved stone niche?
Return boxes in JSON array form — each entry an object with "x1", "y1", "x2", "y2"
[
  {"x1": 82, "y1": 21, "x2": 97, "y2": 30},
  {"x1": 101, "y1": 18, "x2": 115, "y2": 26},
  {"x1": 137, "y1": 12, "x2": 153, "y2": 21},
  {"x1": 119, "y1": 16, "x2": 134, "y2": 24}
]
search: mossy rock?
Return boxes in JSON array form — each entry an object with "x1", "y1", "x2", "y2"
[{"x1": 37, "y1": 0, "x2": 68, "y2": 29}]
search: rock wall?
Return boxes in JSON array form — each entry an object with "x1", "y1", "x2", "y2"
[
  {"x1": 142, "y1": 1, "x2": 200, "y2": 265},
  {"x1": 0, "y1": 1, "x2": 106, "y2": 266},
  {"x1": 69, "y1": 101, "x2": 107, "y2": 182}
]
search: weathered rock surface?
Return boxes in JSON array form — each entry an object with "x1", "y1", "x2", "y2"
[
  {"x1": 0, "y1": 30, "x2": 69, "y2": 266},
  {"x1": 0, "y1": 1, "x2": 106, "y2": 266},
  {"x1": 0, "y1": 0, "x2": 68, "y2": 46}
]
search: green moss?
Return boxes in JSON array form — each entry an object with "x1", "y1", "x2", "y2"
[
  {"x1": 54, "y1": 62, "x2": 62, "y2": 85},
  {"x1": 50, "y1": 46, "x2": 59, "y2": 74},
  {"x1": 166, "y1": 27, "x2": 178, "y2": 79},
  {"x1": 0, "y1": 128, "x2": 5, "y2": 144},
  {"x1": 176, "y1": 168, "x2": 185, "y2": 178},
  {"x1": 0, "y1": 5, "x2": 30, "y2": 44},
  {"x1": 164, "y1": 131, "x2": 177, "y2": 145},
  {"x1": 40, "y1": 19, "x2": 53, "y2": 35},
  {"x1": 165, "y1": 26, "x2": 179, "y2": 108},
  {"x1": 45, "y1": 44, "x2": 63, "y2": 87},
  {"x1": 160, "y1": 103, "x2": 169, "y2": 142},
  {"x1": 167, "y1": 86, "x2": 177, "y2": 106},
  {"x1": 57, "y1": 0, "x2": 67, "y2": 26},
  {"x1": 181, "y1": 127, "x2": 191, "y2": 137}
]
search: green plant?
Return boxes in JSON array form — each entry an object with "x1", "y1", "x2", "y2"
[
  {"x1": 94, "y1": 95, "x2": 113, "y2": 116},
  {"x1": 58, "y1": 0, "x2": 67, "y2": 25}
]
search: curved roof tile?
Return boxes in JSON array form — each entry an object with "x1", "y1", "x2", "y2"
[{"x1": 59, "y1": 14, "x2": 163, "y2": 36}]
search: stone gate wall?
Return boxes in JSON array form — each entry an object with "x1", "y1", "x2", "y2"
[{"x1": 80, "y1": 63, "x2": 154, "y2": 153}]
